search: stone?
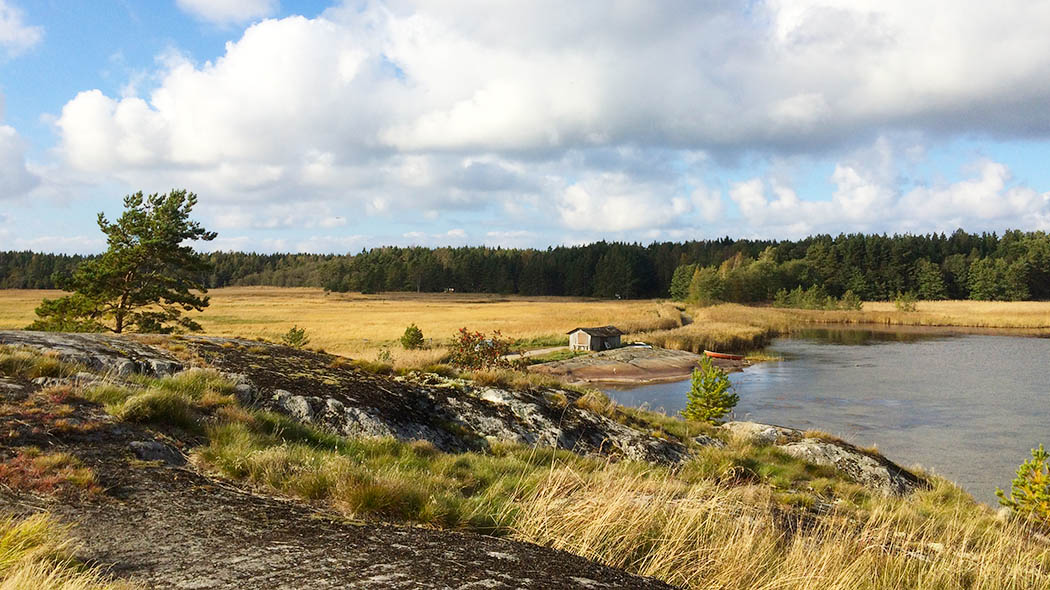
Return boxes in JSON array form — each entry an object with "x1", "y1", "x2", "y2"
[
  {"x1": 694, "y1": 434, "x2": 726, "y2": 448},
  {"x1": 721, "y1": 421, "x2": 802, "y2": 445},
  {"x1": 0, "y1": 380, "x2": 23, "y2": 392},
  {"x1": 719, "y1": 421, "x2": 926, "y2": 496},
  {"x1": 130, "y1": 440, "x2": 186, "y2": 466},
  {"x1": 272, "y1": 390, "x2": 315, "y2": 423}
]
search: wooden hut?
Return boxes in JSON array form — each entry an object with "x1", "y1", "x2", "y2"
[{"x1": 567, "y1": 326, "x2": 623, "y2": 351}]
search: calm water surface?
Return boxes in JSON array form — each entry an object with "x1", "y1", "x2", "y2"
[{"x1": 603, "y1": 329, "x2": 1050, "y2": 505}]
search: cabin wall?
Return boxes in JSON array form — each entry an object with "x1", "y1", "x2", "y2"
[{"x1": 569, "y1": 331, "x2": 591, "y2": 351}]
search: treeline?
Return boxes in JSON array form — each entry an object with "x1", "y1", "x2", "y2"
[
  {"x1": 2, "y1": 229, "x2": 1049, "y2": 301},
  {"x1": 670, "y1": 230, "x2": 1050, "y2": 303}
]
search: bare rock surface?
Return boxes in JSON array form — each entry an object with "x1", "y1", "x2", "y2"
[
  {"x1": 0, "y1": 331, "x2": 183, "y2": 377},
  {"x1": 721, "y1": 421, "x2": 928, "y2": 496},
  {"x1": 530, "y1": 346, "x2": 747, "y2": 384}
]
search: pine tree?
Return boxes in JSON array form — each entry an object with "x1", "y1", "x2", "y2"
[
  {"x1": 914, "y1": 258, "x2": 948, "y2": 300},
  {"x1": 681, "y1": 356, "x2": 739, "y2": 424},
  {"x1": 28, "y1": 190, "x2": 216, "y2": 333}
]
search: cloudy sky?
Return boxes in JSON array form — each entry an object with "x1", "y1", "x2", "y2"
[{"x1": 2, "y1": 0, "x2": 1050, "y2": 254}]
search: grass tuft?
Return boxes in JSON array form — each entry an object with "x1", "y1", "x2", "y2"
[{"x1": 0, "y1": 513, "x2": 132, "y2": 589}]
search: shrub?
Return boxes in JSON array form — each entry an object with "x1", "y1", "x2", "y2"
[
  {"x1": 400, "y1": 323, "x2": 425, "y2": 350},
  {"x1": 839, "y1": 289, "x2": 863, "y2": 311},
  {"x1": 281, "y1": 325, "x2": 310, "y2": 349},
  {"x1": 894, "y1": 291, "x2": 918, "y2": 312},
  {"x1": 681, "y1": 356, "x2": 738, "y2": 424},
  {"x1": 997, "y1": 444, "x2": 1050, "y2": 527},
  {"x1": 447, "y1": 328, "x2": 515, "y2": 371}
]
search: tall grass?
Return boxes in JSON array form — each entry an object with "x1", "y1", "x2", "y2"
[
  {"x1": 195, "y1": 412, "x2": 607, "y2": 531},
  {"x1": 0, "y1": 513, "x2": 132, "y2": 589},
  {"x1": 82, "y1": 368, "x2": 236, "y2": 432},
  {"x1": 510, "y1": 468, "x2": 1050, "y2": 590},
  {"x1": 0, "y1": 346, "x2": 78, "y2": 381}
]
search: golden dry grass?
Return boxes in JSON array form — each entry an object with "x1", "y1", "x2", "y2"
[
  {"x1": 510, "y1": 468, "x2": 1050, "y2": 590},
  {"x1": 0, "y1": 288, "x2": 678, "y2": 363},
  {"x1": 0, "y1": 512, "x2": 133, "y2": 589},
  {"x1": 4, "y1": 289, "x2": 1050, "y2": 363}
]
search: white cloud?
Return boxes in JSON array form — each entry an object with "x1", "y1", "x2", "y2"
[
  {"x1": 556, "y1": 173, "x2": 691, "y2": 232},
  {"x1": 6, "y1": 234, "x2": 104, "y2": 254},
  {"x1": 727, "y1": 151, "x2": 1050, "y2": 238},
  {"x1": 898, "y1": 161, "x2": 1050, "y2": 230},
  {"x1": 33, "y1": 2, "x2": 1050, "y2": 245},
  {"x1": 175, "y1": 0, "x2": 278, "y2": 25},
  {"x1": 0, "y1": 0, "x2": 41, "y2": 58},
  {"x1": 0, "y1": 92, "x2": 38, "y2": 199}
]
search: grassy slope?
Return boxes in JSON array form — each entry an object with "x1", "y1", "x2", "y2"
[{"x1": 3, "y1": 344, "x2": 1046, "y2": 589}]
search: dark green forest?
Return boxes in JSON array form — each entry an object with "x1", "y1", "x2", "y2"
[{"x1": 2, "y1": 229, "x2": 1048, "y2": 301}]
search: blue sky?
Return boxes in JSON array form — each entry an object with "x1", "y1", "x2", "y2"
[{"x1": 2, "y1": 1, "x2": 1050, "y2": 253}]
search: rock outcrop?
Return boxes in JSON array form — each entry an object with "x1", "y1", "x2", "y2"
[
  {"x1": 190, "y1": 338, "x2": 690, "y2": 464},
  {"x1": 0, "y1": 331, "x2": 183, "y2": 377},
  {"x1": 721, "y1": 421, "x2": 928, "y2": 496},
  {"x1": 0, "y1": 331, "x2": 929, "y2": 495},
  {"x1": 530, "y1": 345, "x2": 748, "y2": 383},
  {"x1": 0, "y1": 331, "x2": 689, "y2": 465}
]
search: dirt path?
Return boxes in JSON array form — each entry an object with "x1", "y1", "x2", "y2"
[{"x1": 0, "y1": 377, "x2": 674, "y2": 589}]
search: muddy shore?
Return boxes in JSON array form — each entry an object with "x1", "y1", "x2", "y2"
[{"x1": 529, "y1": 346, "x2": 749, "y2": 385}]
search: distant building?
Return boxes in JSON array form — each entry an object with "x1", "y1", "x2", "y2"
[{"x1": 567, "y1": 326, "x2": 623, "y2": 351}]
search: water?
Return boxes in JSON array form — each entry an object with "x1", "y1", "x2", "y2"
[{"x1": 602, "y1": 329, "x2": 1050, "y2": 505}]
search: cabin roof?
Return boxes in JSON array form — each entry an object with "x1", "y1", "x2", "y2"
[{"x1": 566, "y1": 326, "x2": 623, "y2": 337}]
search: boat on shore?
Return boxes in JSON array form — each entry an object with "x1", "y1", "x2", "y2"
[{"x1": 703, "y1": 350, "x2": 744, "y2": 361}]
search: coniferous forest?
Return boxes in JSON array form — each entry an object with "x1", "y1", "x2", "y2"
[{"x1": 2, "y1": 229, "x2": 1048, "y2": 302}]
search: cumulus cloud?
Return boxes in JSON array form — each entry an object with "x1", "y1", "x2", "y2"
[
  {"x1": 175, "y1": 0, "x2": 278, "y2": 25},
  {"x1": 35, "y1": 2, "x2": 1050, "y2": 246},
  {"x1": 556, "y1": 173, "x2": 691, "y2": 232},
  {"x1": 726, "y1": 155, "x2": 1050, "y2": 238},
  {"x1": 0, "y1": 94, "x2": 39, "y2": 199},
  {"x1": 5, "y1": 234, "x2": 105, "y2": 254},
  {"x1": 0, "y1": 0, "x2": 41, "y2": 58}
]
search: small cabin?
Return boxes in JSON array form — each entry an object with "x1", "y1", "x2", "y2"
[{"x1": 567, "y1": 326, "x2": 623, "y2": 352}]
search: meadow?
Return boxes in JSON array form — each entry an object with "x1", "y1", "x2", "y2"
[{"x1": 3, "y1": 288, "x2": 1050, "y2": 367}]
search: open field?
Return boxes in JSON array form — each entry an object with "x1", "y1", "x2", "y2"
[
  {"x1": 3, "y1": 289, "x2": 1049, "y2": 366},
  {"x1": 0, "y1": 288, "x2": 685, "y2": 365}
]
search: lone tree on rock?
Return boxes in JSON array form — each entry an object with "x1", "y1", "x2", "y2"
[{"x1": 28, "y1": 190, "x2": 217, "y2": 334}]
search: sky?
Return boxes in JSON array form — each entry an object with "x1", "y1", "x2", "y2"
[{"x1": 2, "y1": 0, "x2": 1050, "y2": 254}]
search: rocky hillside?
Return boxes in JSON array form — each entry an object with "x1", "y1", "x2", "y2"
[
  {"x1": 0, "y1": 331, "x2": 677, "y2": 589},
  {"x1": 0, "y1": 331, "x2": 929, "y2": 497},
  {"x1": 5, "y1": 330, "x2": 1002, "y2": 590}
]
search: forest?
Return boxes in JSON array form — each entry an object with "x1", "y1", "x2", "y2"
[{"x1": 1, "y1": 229, "x2": 1048, "y2": 302}]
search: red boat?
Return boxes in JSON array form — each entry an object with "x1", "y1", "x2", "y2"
[{"x1": 703, "y1": 350, "x2": 744, "y2": 361}]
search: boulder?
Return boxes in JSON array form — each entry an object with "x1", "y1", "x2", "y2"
[
  {"x1": 130, "y1": 440, "x2": 186, "y2": 466},
  {"x1": 720, "y1": 421, "x2": 926, "y2": 496}
]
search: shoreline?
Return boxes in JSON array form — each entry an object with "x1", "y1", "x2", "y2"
[{"x1": 529, "y1": 346, "x2": 752, "y2": 386}]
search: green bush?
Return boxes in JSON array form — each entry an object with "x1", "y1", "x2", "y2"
[
  {"x1": 400, "y1": 323, "x2": 425, "y2": 350},
  {"x1": 681, "y1": 356, "x2": 739, "y2": 424},
  {"x1": 281, "y1": 325, "x2": 310, "y2": 349},
  {"x1": 894, "y1": 291, "x2": 918, "y2": 312},
  {"x1": 997, "y1": 444, "x2": 1050, "y2": 527}
]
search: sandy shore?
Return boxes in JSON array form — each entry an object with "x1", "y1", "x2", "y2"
[{"x1": 529, "y1": 346, "x2": 749, "y2": 385}]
